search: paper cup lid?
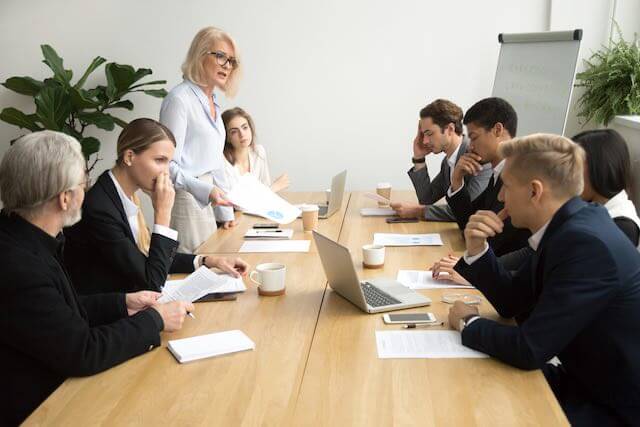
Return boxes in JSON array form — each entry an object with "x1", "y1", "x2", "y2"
[
  {"x1": 376, "y1": 182, "x2": 392, "y2": 189},
  {"x1": 301, "y1": 204, "x2": 319, "y2": 212}
]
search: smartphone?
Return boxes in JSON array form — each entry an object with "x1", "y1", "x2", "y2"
[
  {"x1": 386, "y1": 217, "x2": 419, "y2": 224},
  {"x1": 383, "y1": 312, "x2": 436, "y2": 324},
  {"x1": 253, "y1": 223, "x2": 279, "y2": 229}
]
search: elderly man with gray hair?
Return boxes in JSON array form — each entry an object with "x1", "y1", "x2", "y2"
[
  {"x1": 0, "y1": 131, "x2": 194, "y2": 426},
  {"x1": 448, "y1": 133, "x2": 640, "y2": 425}
]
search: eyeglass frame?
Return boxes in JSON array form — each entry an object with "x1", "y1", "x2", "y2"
[{"x1": 205, "y1": 50, "x2": 239, "y2": 69}]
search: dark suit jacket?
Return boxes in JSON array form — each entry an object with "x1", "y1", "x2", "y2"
[
  {"x1": 408, "y1": 137, "x2": 492, "y2": 221},
  {"x1": 0, "y1": 211, "x2": 163, "y2": 426},
  {"x1": 455, "y1": 198, "x2": 640, "y2": 424},
  {"x1": 446, "y1": 172, "x2": 530, "y2": 256},
  {"x1": 65, "y1": 171, "x2": 195, "y2": 294}
]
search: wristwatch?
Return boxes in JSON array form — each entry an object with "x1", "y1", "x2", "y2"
[
  {"x1": 200, "y1": 256, "x2": 208, "y2": 267},
  {"x1": 412, "y1": 157, "x2": 426, "y2": 164},
  {"x1": 459, "y1": 314, "x2": 479, "y2": 332}
]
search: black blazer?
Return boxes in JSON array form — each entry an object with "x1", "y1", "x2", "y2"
[
  {"x1": 455, "y1": 198, "x2": 640, "y2": 424},
  {"x1": 64, "y1": 171, "x2": 196, "y2": 294},
  {"x1": 0, "y1": 211, "x2": 163, "y2": 426},
  {"x1": 446, "y1": 173, "x2": 530, "y2": 256}
]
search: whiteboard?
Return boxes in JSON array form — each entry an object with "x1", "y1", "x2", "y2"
[{"x1": 491, "y1": 30, "x2": 582, "y2": 137}]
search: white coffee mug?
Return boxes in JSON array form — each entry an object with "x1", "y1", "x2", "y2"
[
  {"x1": 362, "y1": 244, "x2": 385, "y2": 268},
  {"x1": 250, "y1": 263, "x2": 286, "y2": 296}
]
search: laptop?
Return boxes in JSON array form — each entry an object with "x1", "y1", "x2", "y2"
[
  {"x1": 317, "y1": 170, "x2": 347, "y2": 218},
  {"x1": 313, "y1": 231, "x2": 431, "y2": 313}
]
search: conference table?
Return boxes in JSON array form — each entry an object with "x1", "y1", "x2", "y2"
[{"x1": 26, "y1": 191, "x2": 568, "y2": 426}]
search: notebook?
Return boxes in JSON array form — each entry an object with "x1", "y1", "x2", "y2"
[{"x1": 167, "y1": 330, "x2": 255, "y2": 363}]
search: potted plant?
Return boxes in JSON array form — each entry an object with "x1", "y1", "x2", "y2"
[
  {"x1": 575, "y1": 26, "x2": 640, "y2": 126},
  {"x1": 0, "y1": 44, "x2": 167, "y2": 171}
]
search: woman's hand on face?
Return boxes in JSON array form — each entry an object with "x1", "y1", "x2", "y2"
[{"x1": 151, "y1": 173, "x2": 175, "y2": 227}]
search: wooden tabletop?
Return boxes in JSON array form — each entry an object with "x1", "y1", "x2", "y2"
[
  {"x1": 291, "y1": 192, "x2": 568, "y2": 426},
  {"x1": 26, "y1": 191, "x2": 568, "y2": 426}
]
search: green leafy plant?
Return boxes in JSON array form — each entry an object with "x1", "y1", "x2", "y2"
[
  {"x1": 576, "y1": 25, "x2": 640, "y2": 126},
  {"x1": 0, "y1": 44, "x2": 167, "y2": 170}
]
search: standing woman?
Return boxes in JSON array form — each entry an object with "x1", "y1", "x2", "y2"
[{"x1": 160, "y1": 26, "x2": 242, "y2": 253}]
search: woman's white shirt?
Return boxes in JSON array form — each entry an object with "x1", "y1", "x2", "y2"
[
  {"x1": 159, "y1": 79, "x2": 234, "y2": 221},
  {"x1": 223, "y1": 144, "x2": 272, "y2": 190}
]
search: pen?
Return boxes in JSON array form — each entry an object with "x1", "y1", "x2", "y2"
[
  {"x1": 187, "y1": 312, "x2": 196, "y2": 319},
  {"x1": 403, "y1": 322, "x2": 444, "y2": 329},
  {"x1": 257, "y1": 229, "x2": 282, "y2": 232}
]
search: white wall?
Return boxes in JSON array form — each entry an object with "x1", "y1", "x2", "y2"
[{"x1": 0, "y1": 0, "x2": 549, "y2": 201}]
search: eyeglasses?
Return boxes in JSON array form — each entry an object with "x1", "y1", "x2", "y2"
[{"x1": 205, "y1": 51, "x2": 239, "y2": 69}]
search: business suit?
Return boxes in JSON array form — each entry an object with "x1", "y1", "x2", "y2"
[
  {"x1": 446, "y1": 169, "x2": 530, "y2": 256},
  {"x1": 455, "y1": 198, "x2": 640, "y2": 425},
  {"x1": 0, "y1": 211, "x2": 163, "y2": 426},
  {"x1": 408, "y1": 137, "x2": 492, "y2": 222},
  {"x1": 65, "y1": 171, "x2": 196, "y2": 295}
]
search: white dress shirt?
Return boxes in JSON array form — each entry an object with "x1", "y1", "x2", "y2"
[
  {"x1": 107, "y1": 171, "x2": 178, "y2": 242},
  {"x1": 223, "y1": 144, "x2": 272, "y2": 190},
  {"x1": 447, "y1": 142, "x2": 461, "y2": 184},
  {"x1": 160, "y1": 79, "x2": 234, "y2": 221}
]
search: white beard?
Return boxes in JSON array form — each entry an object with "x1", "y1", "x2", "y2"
[{"x1": 63, "y1": 207, "x2": 82, "y2": 227}]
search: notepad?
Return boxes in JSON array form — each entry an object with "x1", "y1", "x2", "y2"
[
  {"x1": 239, "y1": 240, "x2": 310, "y2": 253},
  {"x1": 244, "y1": 228, "x2": 294, "y2": 240},
  {"x1": 375, "y1": 330, "x2": 488, "y2": 359},
  {"x1": 159, "y1": 267, "x2": 245, "y2": 303},
  {"x1": 360, "y1": 207, "x2": 396, "y2": 216},
  {"x1": 168, "y1": 330, "x2": 255, "y2": 363},
  {"x1": 397, "y1": 270, "x2": 474, "y2": 290},
  {"x1": 373, "y1": 233, "x2": 443, "y2": 246}
]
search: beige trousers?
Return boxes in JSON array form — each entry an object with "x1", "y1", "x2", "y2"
[{"x1": 170, "y1": 174, "x2": 217, "y2": 254}]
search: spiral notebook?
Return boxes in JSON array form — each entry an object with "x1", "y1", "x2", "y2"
[{"x1": 168, "y1": 330, "x2": 255, "y2": 363}]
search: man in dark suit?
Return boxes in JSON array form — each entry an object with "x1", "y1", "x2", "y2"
[
  {"x1": 446, "y1": 97, "x2": 530, "y2": 256},
  {"x1": 0, "y1": 131, "x2": 193, "y2": 425},
  {"x1": 391, "y1": 99, "x2": 492, "y2": 222},
  {"x1": 449, "y1": 133, "x2": 640, "y2": 425}
]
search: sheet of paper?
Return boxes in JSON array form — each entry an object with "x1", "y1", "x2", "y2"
[
  {"x1": 159, "y1": 267, "x2": 245, "y2": 303},
  {"x1": 363, "y1": 192, "x2": 391, "y2": 204},
  {"x1": 373, "y1": 233, "x2": 443, "y2": 246},
  {"x1": 168, "y1": 330, "x2": 255, "y2": 363},
  {"x1": 225, "y1": 175, "x2": 301, "y2": 224},
  {"x1": 397, "y1": 270, "x2": 474, "y2": 290},
  {"x1": 164, "y1": 275, "x2": 246, "y2": 295},
  {"x1": 375, "y1": 330, "x2": 488, "y2": 359},
  {"x1": 244, "y1": 228, "x2": 294, "y2": 240},
  {"x1": 360, "y1": 207, "x2": 396, "y2": 216},
  {"x1": 239, "y1": 240, "x2": 311, "y2": 253}
]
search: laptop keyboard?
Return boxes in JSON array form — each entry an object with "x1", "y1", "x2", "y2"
[
  {"x1": 361, "y1": 282, "x2": 401, "y2": 307},
  {"x1": 318, "y1": 204, "x2": 328, "y2": 216}
]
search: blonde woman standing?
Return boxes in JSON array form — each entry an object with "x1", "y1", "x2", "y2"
[{"x1": 160, "y1": 27, "x2": 242, "y2": 253}]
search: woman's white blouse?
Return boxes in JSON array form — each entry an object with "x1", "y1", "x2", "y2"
[
  {"x1": 160, "y1": 79, "x2": 233, "y2": 221},
  {"x1": 223, "y1": 144, "x2": 272, "y2": 190}
]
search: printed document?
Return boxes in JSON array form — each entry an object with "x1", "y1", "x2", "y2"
[
  {"x1": 376, "y1": 330, "x2": 488, "y2": 359},
  {"x1": 373, "y1": 233, "x2": 443, "y2": 246},
  {"x1": 225, "y1": 175, "x2": 301, "y2": 224},
  {"x1": 397, "y1": 270, "x2": 473, "y2": 290}
]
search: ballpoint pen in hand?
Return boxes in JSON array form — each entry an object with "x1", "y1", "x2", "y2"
[{"x1": 403, "y1": 321, "x2": 444, "y2": 329}]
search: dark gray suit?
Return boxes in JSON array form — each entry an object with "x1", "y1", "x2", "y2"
[{"x1": 407, "y1": 137, "x2": 491, "y2": 221}]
